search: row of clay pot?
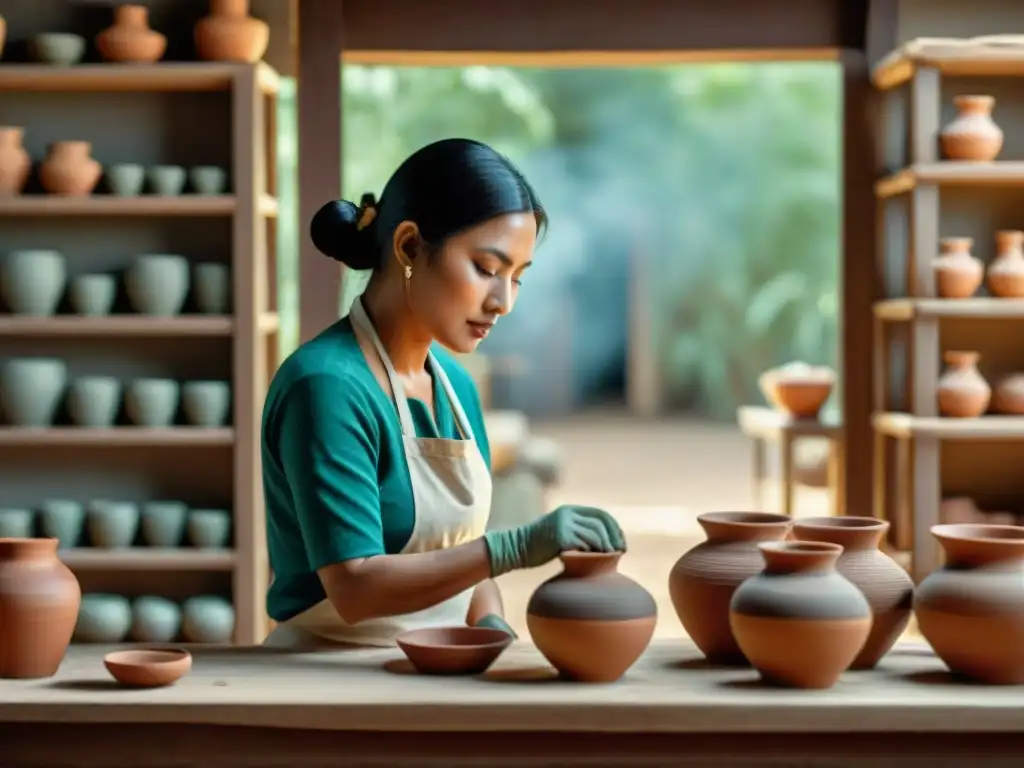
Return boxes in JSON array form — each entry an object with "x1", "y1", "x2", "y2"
[
  {"x1": 76, "y1": 593, "x2": 235, "y2": 644},
  {"x1": 937, "y1": 351, "x2": 1024, "y2": 418},
  {"x1": 758, "y1": 362, "x2": 837, "y2": 419},
  {"x1": 0, "y1": 501, "x2": 232, "y2": 550},
  {"x1": 934, "y1": 232, "x2": 1024, "y2": 299},
  {"x1": 1, "y1": 251, "x2": 229, "y2": 317},
  {"x1": 0, "y1": 360, "x2": 231, "y2": 428},
  {"x1": 940, "y1": 94, "x2": 1004, "y2": 161}
]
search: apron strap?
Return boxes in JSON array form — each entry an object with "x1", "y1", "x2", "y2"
[
  {"x1": 350, "y1": 298, "x2": 418, "y2": 436},
  {"x1": 428, "y1": 353, "x2": 475, "y2": 442}
]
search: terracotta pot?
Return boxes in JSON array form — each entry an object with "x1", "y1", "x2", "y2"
[
  {"x1": 791, "y1": 517, "x2": 913, "y2": 669},
  {"x1": 0, "y1": 127, "x2": 30, "y2": 196},
  {"x1": 932, "y1": 237, "x2": 983, "y2": 299},
  {"x1": 759, "y1": 363, "x2": 835, "y2": 419},
  {"x1": 195, "y1": 0, "x2": 270, "y2": 63},
  {"x1": 668, "y1": 511, "x2": 792, "y2": 664},
  {"x1": 527, "y1": 551, "x2": 656, "y2": 682},
  {"x1": 914, "y1": 524, "x2": 1024, "y2": 684},
  {"x1": 937, "y1": 351, "x2": 990, "y2": 418},
  {"x1": 994, "y1": 373, "x2": 1024, "y2": 415},
  {"x1": 0, "y1": 538, "x2": 81, "y2": 678},
  {"x1": 0, "y1": 14, "x2": 6, "y2": 61},
  {"x1": 730, "y1": 541, "x2": 871, "y2": 689},
  {"x1": 39, "y1": 141, "x2": 101, "y2": 196},
  {"x1": 940, "y1": 95, "x2": 1003, "y2": 161},
  {"x1": 988, "y1": 229, "x2": 1024, "y2": 299},
  {"x1": 96, "y1": 5, "x2": 167, "y2": 63}
]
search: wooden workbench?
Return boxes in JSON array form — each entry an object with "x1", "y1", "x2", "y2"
[{"x1": 1, "y1": 640, "x2": 1022, "y2": 767}]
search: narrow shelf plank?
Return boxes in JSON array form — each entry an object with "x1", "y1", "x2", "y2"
[
  {"x1": 873, "y1": 412, "x2": 1024, "y2": 439},
  {"x1": 0, "y1": 62, "x2": 280, "y2": 95},
  {"x1": 0, "y1": 428, "x2": 234, "y2": 447},
  {"x1": 873, "y1": 298, "x2": 1024, "y2": 321},
  {"x1": 0, "y1": 315, "x2": 233, "y2": 336},
  {"x1": 873, "y1": 39, "x2": 1024, "y2": 90},
  {"x1": 876, "y1": 163, "x2": 1024, "y2": 198},
  {"x1": 0, "y1": 194, "x2": 278, "y2": 217},
  {"x1": 59, "y1": 548, "x2": 236, "y2": 571}
]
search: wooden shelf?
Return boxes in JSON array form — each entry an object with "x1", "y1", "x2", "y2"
[
  {"x1": 59, "y1": 548, "x2": 236, "y2": 571},
  {"x1": 873, "y1": 413, "x2": 1024, "y2": 439},
  {"x1": 0, "y1": 62, "x2": 280, "y2": 95},
  {"x1": 873, "y1": 38, "x2": 1024, "y2": 90},
  {"x1": 0, "y1": 313, "x2": 279, "y2": 337},
  {"x1": 0, "y1": 195, "x2": 279, "y2": 217},
  {"x1": 873, "y1": 298, "x2": 1024, "y2": 321},
  {"x1": 875, "y1": 162, "x2": 1024, "y2": 198},
  {"x1": 0, "y1": 428, "x2": 234, "y2": 447}
]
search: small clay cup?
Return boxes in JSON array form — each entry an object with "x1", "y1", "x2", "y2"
[
  {"x1": 189, "y1": 166, "x2": 227, "y2": 195},
  {"x1": 147, "y1": 165, "x2": 186, "y2": 196},
  {"x1": 0, "y1": 508, "x2": 34, "y2": 538},
  {"x1": 192, "y1": 262, "x2": 230, "y2": 314},
  {"x1": 67, "y1": 376, "x2": 122, "y2": 428},
  {"x1": 86, "y1": 500, "x2": 139, "y2": 549},
  {"x1": 140, "y1": 501, "x2": 188, "y2": 547},
  {"x1": 181, "y1": 595, "x2": 235, "y2": 643},
  {"x1": 124, "y1": 254, "x2": 189, "y2": 317},
  {"x1": 125, "y1": 378, "x2": 180, "y2": 427},
  {"x1": 29, "y1": 33, "x2": 86, "y2": 65},
  {"x1": 187, "y1": 508, "x2": 232, "y2": 549},
  {"x1": 182, "y1": 380, "x2": 231, "y2": 427},
  {"x1": 75, "y1": 593, "x2": 132, "y2": 643},
  {"x1": 38, "y1": 499, "x2": 85, "y2": 549},
  {"x1": 105, "y1": 649, "x2": 191, "y2": 688},
  {"x1": 106, "y1": 163, "x2": 146, "y2": 197},
  {"x1": 2, "y1": 249, "x2": 67, "y2": 317},
  {"x1": 69, "y1": 274, "x2": 117, "y2": 316},
  {"x1": 130, "y1": 596, "x2": 183, "y2": 643},
  {"x1": 396, "y1": 626, "x2": 513, "y2": 675}
]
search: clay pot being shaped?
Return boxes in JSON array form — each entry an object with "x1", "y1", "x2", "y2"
[
  {"x1": 39, "y1": 141, "x2": 101, "y2": 196},
  {"x1": 182, "y1": 595, "x2": 236, "y2": 643},
  {"x1": 1, "y1": 250, "x2": 67, "y2": 316},
  {"x1": 0, "y1": 537, "x2": 81, "y2": 678},
  {"x1": 96, "y1": 4, "x2": 167, "y2": 63},
  {"x1": 195, "y1": 0, "x2": 270, "y2": 63},
  {"x1": 0, "y1": 127, "x2": 31, "y2": 196},
  {"x1": 0, "y1": 357, "x2": 67, "y2": 427},
  {"x1": 669, "y1": 512, "x2": 792, "y2": 664},
  {"x1": 759, "y1": 362, "x2": 835, "y2": 419},
  {"x1": 914, "y1": 524, "x2": 1024, "y2": 684},
  {"x1": 730, "y1": 541, "x2": 872, "y2": 689},
  {"x1": 937, "y1": 351, "x2": 990, "y2": 418},
  {"x1": 527, "y1": 551, "x2": 656, "y2": 682},
  {"x1": 792, "y1": 517, "x2": 913, "y2": 669},
  {"x1": 932, "y1": 237, "x2": 983, "y2": 299},
  {"x1": 994, "y1": 373, "x2": 1024, "y2": 415},
  {"x1": 987, "y1": 229, "x2": 1024, "y2": 299},
  {"x1": 940, "y1": 95, "x2": 1004, "y2": 161},
  {"x1": 125, "y1": 254, "x2": 189, "y2": 316}
]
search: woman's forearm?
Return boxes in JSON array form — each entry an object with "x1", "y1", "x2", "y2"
[{"x1": 467, "y1": 578, "x2": 505, "y2": 625}]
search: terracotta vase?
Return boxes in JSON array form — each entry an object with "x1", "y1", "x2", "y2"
[
  {"x1": 758, "y1": 363, "x2": 835, "y2": 419},
  {"x1": 937, "y1": 351, "x2": 990, "y2": 418},
  {"x1": 0, "y1": 127, "x2": 30, "y2": 197},
  {"x1": 39, "y1": 141, "x2": 102, "y2": 196},
  {"x1": 730, "y1": 541, "x2": 872, "y2": 689},
  {"x1": 914, "y1": 524, "x2": 1024, "y2": 684},
  {"x1": 932, "y1": 237, "x2": 983, "y2": 299},
  {"x1": 195, "y1": 0, "x2": 270, "y2": 63},
  {"x1": 96, "y1": 5, "x2": 167, "y2": 63},
  {"x1": 994, "y1": 373, "x2": 1024, "y2": 415},
  {"x1": 940, "y1": 95, "x2": 1003, "y2": 161},
  {"x1": 792, "y1": 517, "x2": 913, "y2": 669},
  {"x1": 987, "y1": 229, "x2": 1024, "y2": 299},
  {"x1": 0, "y1": 538, "x2": 82, "y2": 678},
  {"x1": 527, "y1": 551, "x2": 656, "y2": 682},
  {"x1": 668, "y1": 511, "x2": 792, "y2": 664}
]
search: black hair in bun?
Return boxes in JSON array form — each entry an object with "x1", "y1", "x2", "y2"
[{"x1": 309, "y1": 193, "x2": 379, "y2": 271}]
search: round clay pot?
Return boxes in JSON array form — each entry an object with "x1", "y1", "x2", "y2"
[
  {"x1": 125, "y1": 378, "x2": 180, "y2": 427},
  {"x1": 914, "y1": 524, "x2": 1024, "y2": 684},
  {"x1": 791, "y1": 517, "x2": 914, "y2": 669},
  {"x1": 29, "y1": 33, "x2": 86, "y2": 66},
  {"x1": 67, "y1": 376, "x2": 121, "y2": 428},
  {"x1": 932, "y1": 237, "x2": 983, "y2": 299},
  {"x1": 937, "y1": 351, "x2": 990, "y2": 418},
  {"x1": 527, "y1": 551, "x2": 656, "y2": 682},
  {"x1": 940, "y1": 95, "x2": 1003, "y2": 161},
  {"x1": 75, "y1": 593, "x2": 131, "y2": 643},
  {"x1": 0, "y1": 538, "x2": 81, "y2": 678},
  {"x1": 140, "y1": 501, "x2": 188, "y2": 547},
  {"x1": 87, "y1": 500, "x2": 140, "y2": 549},
  {"x1": 1, "y1": 249, "x2": 67, "y2": 316},
  {"x1": 195, "y1": 0, "x2": 270, "y2": 63},
  {"x1": 759, "y1": 362, "x2": 835, "y2": 419},
  {"x1": 182, "y1": 380, "x2": 231, "y2": 427},
  {"x1": 106, "y1": 163, "x2": 146, "y2": 197},
  {"x1": 125, "y1": 254, "x2": 189, "y2": 316},
  {"x1": 96, "y1": 5, "x2": 167, "y2": 63},
  {"x1": 39, "y1": 141, "x2": 101, "y2": 196},
  {"x1": 69, "y1": 274, "x2": 117, "y2": 316},
  {"x1": 0, "y1": 357, "x2": 67, "y2": 427},
  {"x1": 669, "y1": 511, "x2": 792, "y2": 664},
  {"x1": 0, "y1": 508, "x2": 34, "y2": 538},
  {"x1": 987, "y1": 229, "x2": 1024, "y2": 299},
  {"x1": 730, "y1": 541, "x2": 871, "y2": 689},
  {"x1": 193, "y1": 262, "x2": 230, "y2": 314},
  {"x1": 104, "y1": 648, "x2": 192, "y2": 688},
  {"x1": 0, "y1": 127, "x2": 31, "y2": 196},
  {"x1": 187, "y1": 508, "x2": 232, "y2": 549},
  {"x1": 131, "y1": 596, "x2": 182, "y2": 643},
  {"x1": 182, "y1": 595, "x2": 236, "y2": 643},
  {"x1": 38, "y1": 499, "x2": 85, "y2": 549},
  {"x1": 148, "y1": 165, "x2": 186, "y2": 196},
  {"x1": 189, "y1": 166, "x2": 227, "y2": 195},
  {"x1": 994, "y1": 373, "x2": 1024, "y2": 415}
]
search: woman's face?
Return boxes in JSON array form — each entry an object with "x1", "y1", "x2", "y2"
[{"x1": 408, "y1": 212, "x2": 538, "y2": 353}]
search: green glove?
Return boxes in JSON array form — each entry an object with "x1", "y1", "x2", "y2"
[
  {"x1": 473, "y1": 612, "x2": 518, "y2": 639},
  {"x1": 483, "y1": 505, "x2": 626, "y2": 578}
]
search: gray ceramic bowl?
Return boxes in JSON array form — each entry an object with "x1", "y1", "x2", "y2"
[
  {"x1": 30, "y1": 34, "x2": 87, "y2": 66},
  {"x1": 75, "y1": 593, "x2": 132, "y2": 643}
]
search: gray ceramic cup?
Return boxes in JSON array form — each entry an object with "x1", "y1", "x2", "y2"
[
  {"x1": 38, "y1": 499, "x2": 85, "y2": 548},
  {"x1": 86, "y1": 500, "x2": 139, "y2": 549},
  {"x1": 125, "y1": 378, "x2": 179, "y2": 427},
  {"x1": 75, "y1": 593, "x2": 132, "y2": 643},
  {"x1": 0, "y1": 508, "x2": 34, "y2": 538},
  {"x1": 148, "y1": 165, "x2": 186, "y2": 196},
  {"x1": 182, "y1": 381, "x2": 231, "y2": 427},
  {"x1": 30, "y1": 34, "x2": 86, "y2": 66},
  {"x1": 131, "y1": 596, "x2": 182, "y2": 643},
  {"x1": 192, "y1": 262, "x2": 230, "y2": 314},
  {"x1": 124, "y1": 254, "x2": 189, "y2": 316},
  {"x1": 0, "y1": 357, "x2": 67, "y2": 427},
  {"x1": 106, "y1": 163, "x2": 146, "y2": 197},
  {"x1": 67, "y1": 375, "x2": 121, "y2": 428},
  {"x1": 187, "y1": 508, "x2": 231, "y2": 549},
  {"x1": 69, "y1": 274, "x2": 117, "y2": 316},
  {"x1": 1, "y1": 250, "x2": 67, "y2": 316},
  {"x1": 182, "y1": 595, "x2": 235, "y2": 643},
  {"x1": 189, "y1": 166, "x2": 227, "y2": 195},
  {"x1": 140, "y1": 500, "x2": 188, "y2": 547}
]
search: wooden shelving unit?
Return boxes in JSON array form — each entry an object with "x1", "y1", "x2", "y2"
[
  {"x1": 872, "y1": 39, "x2": 1024, "y2": 582},
  {"x1": 0, "y1": 62, "x2": 281, "y2": 644}
]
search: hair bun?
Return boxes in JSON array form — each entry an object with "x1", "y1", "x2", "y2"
[{"x1": 309, "y1": 199, "x2": 378, "y2": 270}]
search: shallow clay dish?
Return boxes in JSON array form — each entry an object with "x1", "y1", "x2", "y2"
[
  {"x1": 396, "y1": 626, "x2": 513, "y2": 675},
  {"x1": 104, "y1": 649, "x2": 192, "y2": 688}
]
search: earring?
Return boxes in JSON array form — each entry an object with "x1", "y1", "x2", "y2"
[{"x1": 404, "y1": 265, "x2": 412, "y2": 280}]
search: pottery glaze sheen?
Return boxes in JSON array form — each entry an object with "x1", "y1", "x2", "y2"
[
  {"x1": 932, "y1": 237, "x2": 983, "y2": 299},
  {"x1": 195, "y1": 0, "x2": 270, "y2": 63},
  {"x1": 527, "y1": 551, "x2": 656, "y2": 682},
  {"x1": 940, "y1": 95, "x2": 1003, "y2": 161}
]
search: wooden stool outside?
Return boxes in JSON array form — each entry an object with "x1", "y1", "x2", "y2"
[{"x1": 737, "y1": 406, "x2": 846, "y2": 517}]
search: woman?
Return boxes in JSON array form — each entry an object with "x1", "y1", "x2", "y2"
[{"x1": 260, "y1": 138, "x2": 626, "y2": 648}]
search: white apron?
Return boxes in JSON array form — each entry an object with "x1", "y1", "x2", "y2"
[{"x1": 264, "y1": 297, "x2": 493, "y2": 648}]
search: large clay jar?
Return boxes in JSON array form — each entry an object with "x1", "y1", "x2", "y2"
[
  {"x1": 0, "y1": 127, "x2": 30, "y2": 196},
  {"x1": 932, "y1": 237, "x2": 983, "y2": 299},
  {"x1": 940, "y1": 95, "x2": 1003, "y2": 161},
  {"x1": 937, "y1": 351, "x2": 990, "y2": 418},
  {"x1": 792, "y1": 516, "x2": 913, "y2": 669},
  {"x1": 0, "y1": 358, "x2": 68, "y2": 427},
  {"x1": 195, "y1": 0, "x2": 270, "y2": 63},
  {"x1": 994, "y1": 373, "x2": 1024, "y2": 415},
  {"x1": 758, "y1": 362, "x2": 835, "y2": 419},
  {"x1": 669, "y1": 511, "x2": 792, "y2": 664},
  {"x1": 96, "y1": 5, "x2": 167, "y2": 63},
  {"x1": 527, "y1": 551, "x2": 656, "y2": 682},
  {"x1": 987, "y1": 229, "x2": 1024, "y2": 299},
  {"x1": 914, "y1": 524, "x2": 1024, "y2": 684},
  {"x1": 1, "y1": 250, "x2": 67, "y2": 316},
  {"x1": 39, "y1": 141, "x2": 102, "y2": 196},
  {"x1": 730, "y1": 541, "x2": 872, "y2": 689},
  {"x1": 0, "y1": 538, "x2": 81, "y2": 678}
]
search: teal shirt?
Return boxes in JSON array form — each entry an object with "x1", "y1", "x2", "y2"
[{"x1": 261, "y1": 317, "x2": 491, "y2": 622}]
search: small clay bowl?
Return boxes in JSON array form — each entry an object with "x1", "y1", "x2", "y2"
[
  {"x1": 396, "y1": 626, "x2": 513, "y2": 676},
  {"x1": 104, "y1": 649, "x2": 192, "y2": 688}
]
